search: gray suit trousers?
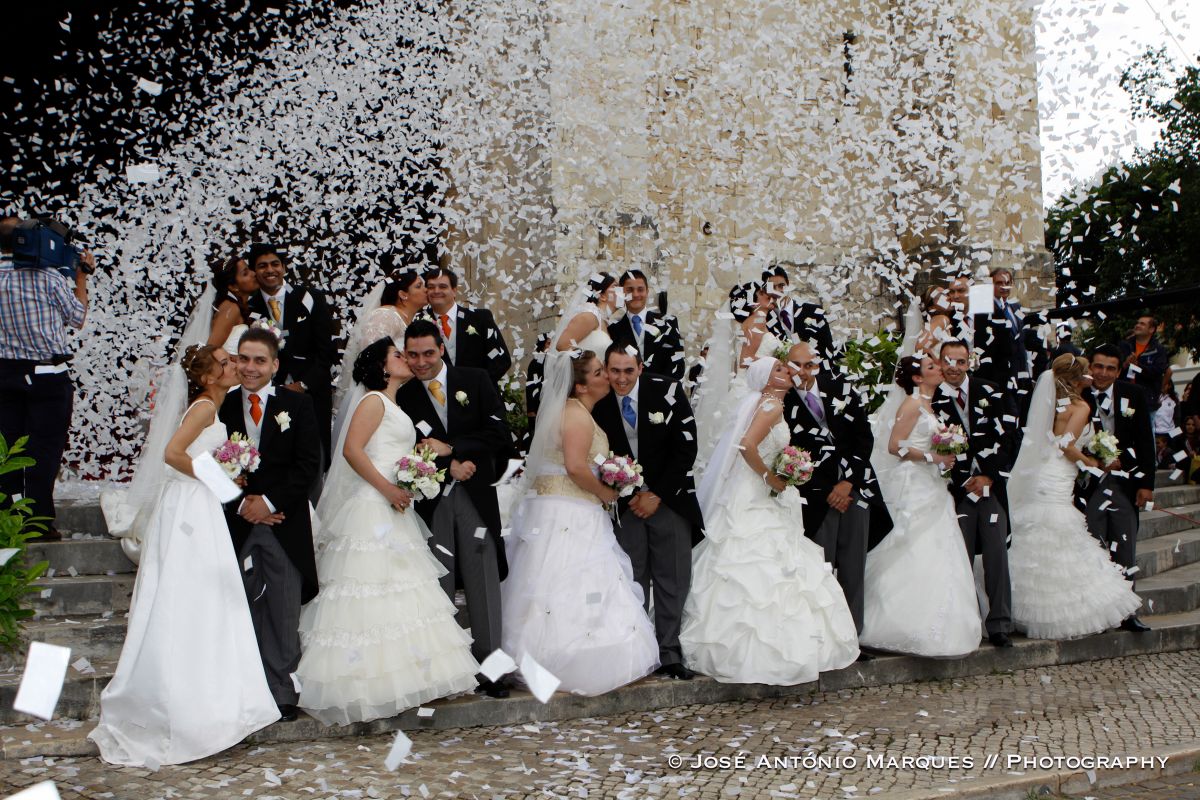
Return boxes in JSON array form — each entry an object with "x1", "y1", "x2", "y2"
[
  {"x1": 1085, "y1": 478, "x2": 1139, "y2": 584},
  {"x1": 956, "y1": 494, "x2": 1013, "y2": 635},
  {"x1": 239, "y1": 525, "x2": 302, "y2": 706},
  {"x1": 617, "y1": 502, "x2": 693, "y2": 666},
  {"x1": 429, "y1": 488, "x2": 502, "y2": 664},
  {"x1": 809, "y1": 496, "x2": 869, "y2": 634}
]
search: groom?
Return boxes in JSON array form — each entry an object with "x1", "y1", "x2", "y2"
[
  {"x1": 932, "y1": 340, "x2": 1016, "y2": 647},
  {"x1": 784, "y1": 341, "x2": 891, "y2": 636},
  {"x1": 592, "y1": 342, "x2": 704, "y2": 679},
  {"x1": 219, "y1": 327, "x2": 321, "y2": 721},
  {"x1": 396, "y1": 320, "x2": 512, "y2": 697}
]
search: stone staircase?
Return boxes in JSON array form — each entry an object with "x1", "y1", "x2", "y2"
[{"x1": 3, "y1": 473, "x2": 1200, "y2": 754}]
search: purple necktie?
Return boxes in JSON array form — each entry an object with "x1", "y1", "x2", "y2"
[{"x1": 804, "y1": 391, "x2": 825, "y2": 424}]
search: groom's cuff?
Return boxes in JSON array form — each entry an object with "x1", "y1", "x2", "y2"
[{"x1": 263, "y1": 495, "x2": 277, "y2": 513}]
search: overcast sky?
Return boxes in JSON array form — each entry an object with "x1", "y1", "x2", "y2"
[{"x1": 1037, "y1": 0, "x2": 1199, "y2": 207}]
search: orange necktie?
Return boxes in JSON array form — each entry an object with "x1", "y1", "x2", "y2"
[
  {"x1": 439, "y1": 313, "x2": 451, "y2": 338},
  {"x1": 249, "y1": 394, "x2": 263, "y2": 425}
]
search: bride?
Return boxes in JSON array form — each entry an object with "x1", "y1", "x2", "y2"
[
  {"x1": 501, "y1": 349, "x2": 659, "y2": 695},
  {"x1": 296, "y1": 337, "x2": 479, "y2": 725},
  {"x1": 1006, "y1": 354, "x2": 1142, "y2": 638},
  {"x1": 681, "y1": 357, "x2": 859, "y2": 684},
  {"x1": 90, "y1": 345, "x2": 279, "y2": 765},
  {"x1": 207, "y1": 255, "x2": 259, "y2": 352},
  {"x1": 555, "y1": 273, "x2": 618, "y2": 353},
  {"x1": 860, "y1": 354, "x2": 982, "y2": 657}
]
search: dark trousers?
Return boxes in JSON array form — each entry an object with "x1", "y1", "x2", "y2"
[
  {"x1": 808, "y1": 496, "x2": 869, "y2": 634},
  {"x1": 616, "y1": 503, "x2": 693, "y2": 666},
  {"x1": 1085, "y1": 479, "x2": 1139, "y2": 585},
  {"x1": 240, "y1": 526, "x2": 302, "y2": 706},
  {"x1": 956, "y1": 494, "x2": 1013, "y2": 635},
  {"x1": 0, "y1": 364, "x2": 73, "y2": 524},
  {"x1": 430, "y1": 488, "x2": 502, "y2": 665}
]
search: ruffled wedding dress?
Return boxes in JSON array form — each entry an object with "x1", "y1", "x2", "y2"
[
  {"x1": 502, "y1": 402, "x2": 659, "y2": 695},
  {"x1": 861, "y1": 408, "x2": 982, "y2": 657},
  {"x1": 1008, "y1": 425, "x2": 1141, "y2": 638},
  {"x1": 680, "y1": 418, "x2": 859, "y2": 684},
  {"x1": 295, "y1": 392, "x2": 479, "y2": 725},
  {"x1": 90, "y1": 405, "x2": 279, "y2": 766}
]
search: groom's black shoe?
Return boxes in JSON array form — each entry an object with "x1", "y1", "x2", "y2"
[
  {"x1": 655, "y1": 663, "x2": 695, "y2": 681},
  {"x1": 855, "y1": 651, "x2": 876, "y2": 662},
  {"x1": 1120, "y1": 616, "x2": 1151, "y2": 633},
  {"x1": 277, "y1": 704, "x2": 299, "y2": 722},
  {"x1": 988, "y1": 632, "x2": 1013, "y2": 648},
  {"x1": 476, "y1": 678, "x2": 510, "y2": 699}
]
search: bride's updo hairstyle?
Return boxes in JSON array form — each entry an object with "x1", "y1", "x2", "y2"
[
  {"x1": 568, "y1": 350, "x2": 598, "y2": 397},
  {"x1": 585, "y1": 273, "x2": 616, "y2": 304},
  {"x1": 381, "y1": 268, "x2": 423, "y2": 306},
  {"x1": 352, "y1": 337, "x2": 395, "y2": 391},
  {"x1": 1052, "y1": 353, "x2": 1089, "y2": 402},
  {"x1": 181, "y1": 343, "x2": 220, "y2": 401},
  {"x1": 728, "y1": 282, "x2": 756, "y2": 322},
  {"x1": 894, "y1": 354, "x2": 924, "y2": 393}
]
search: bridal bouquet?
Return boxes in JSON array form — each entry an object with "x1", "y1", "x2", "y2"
[
  {"x1": 395, "y1": 445, "x2": 446, "y2": 500},
  {"x1": 596, "y1": 453, "x2": 644, "y2": 498},
  {"x1": 773, "y1": 446, "x2": 815, "y2": 491},
  {"x1": 930, "y1": 423, "x2": 968, "y2": 479},
  {"x1": 213, "y1": 433, "x2": 261, "y2": 480},
  {"x1": 1086, "y1": 430, "x2": 1121, "y2": 465}
]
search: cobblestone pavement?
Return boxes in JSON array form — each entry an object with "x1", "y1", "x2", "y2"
[
  {"x1": 3, "y1": 650, "x2": 1199, "y2": 800},
  {"x1": 1070, "y1": 772, "x2": 1200, "y2": 798}
]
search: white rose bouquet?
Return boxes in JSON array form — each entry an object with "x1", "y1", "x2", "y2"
[{"x1": 395, "y1": 444, "x2": 447, "y2": 501}]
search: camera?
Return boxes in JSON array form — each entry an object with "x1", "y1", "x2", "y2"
[{"x1": 10, "y1": 218, "x2": 94, "y2": 279}]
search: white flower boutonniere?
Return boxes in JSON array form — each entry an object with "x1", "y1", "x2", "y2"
[
  {"x1": 1121, "y1": 407, "x2": 1135, "y2": 418},
  {"x1": 466, "y1": 325, "x2": 479, "y2": 335},
  {"x1": 648, "y1": 411, "x2": 665, "y2": 425},
  {"x1": 978, "y1": 397, "x2": 990, "y2": 408},
  {"x1": 455, "y1": 391, "x2": 469, "y2": 406},
  {"x1": 275, "y1": 411, "x2": 291, "y2": 432}
]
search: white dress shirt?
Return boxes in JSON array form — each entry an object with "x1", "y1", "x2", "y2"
[
  {"x1": 941, "y1": 377, "x2": 971, "y2": 435},
  {"x1": 436, "y1": 303, "x2": 459, "y2": 363},
  {"x1": 423, "y1": 363, "x2": 450, "y2": 431},
  {"x1": 618, "y1": 380, "x2": 640, "y2": 459},
  {"x1": 240, "y1": 384, "x2": 276, "y2": 512},
  {"x1": 626, "y1": 310, "x2": 646, "y2": 351},
  {"x1": 1096, "y1": 386, "x2": 1116, "y2": 434}
]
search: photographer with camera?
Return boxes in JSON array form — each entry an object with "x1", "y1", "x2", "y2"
[{"x1": 0, "y1": 216, "x2": 95, "y2": 540}]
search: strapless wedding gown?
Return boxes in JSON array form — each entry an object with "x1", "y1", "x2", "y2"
[
  {"x1": 574, "y1": 306, "x2": 612, "y2": 354},
  {"x1": 1007, "y1": 426, "x2": 1141, "y2": 638},
  {"x1": 221, "y1": 323, "x2": 249, "y2": 355},
  {"x1": 90, "y1": 406, "x2": 279, "y2": 766},
  {"x1": 861, "y1": 409, "x2": 983, "y2": 657},
  {"x1": 502, "y1": 407, "x2": 658, "y2": 695},
  {"x1": 296, "y1": 392, "x2": 479, "y2": 725},
  {"x1": 681, "y1": 419, "x2": 859, "y2": 684}
]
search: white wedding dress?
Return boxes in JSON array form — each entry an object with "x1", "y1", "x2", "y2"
[
  {"x1": 90, "y1": 404, "x2": 279, "y2": 766},
  {"x1": 681, "y1": 416, "x2": 859, "y2": 684},
  {"x1": 220, "y1": 323, "x2": 249, "y2": 355},
  {"x1": 1008, "y1": 425, "x2": 1142, "y2": 638},
  {"x1": 502, "y1": 402, "x2": 659, "y2": 695},
  {"x1": 573, "y1": 306, "x2": 612, "y2": 354},
  {"x1": 296, "y1": 392, "x2": 479, "y2": 725},
  {"x1": 861, "y1": 408, "x2": 983, "y2": 657}
]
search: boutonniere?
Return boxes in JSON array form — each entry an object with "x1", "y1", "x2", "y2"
[
  {"x1": 978, "y1": 397, "x2": 989, "y2": 408},
  {"x1": 455, "y1": 391, "x2": 469, "y2": 406},
  {"x1": 1121, "y1": 407, "x2": 1135, "y2": 418},
  {"x1": 647, "y1": 411, "x2": 665, "y2": 425},
  {"x1": 275, "y1": 411, "x2": 291, "y2": 432},
  {"x1": 466, "y1": 325, "x2": 479, "y2": 335}
]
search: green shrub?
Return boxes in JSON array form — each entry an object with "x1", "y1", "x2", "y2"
[
  {"x1": 842, "y1": 330, "x2": 902, "y2": 413},
  {"x1": 0, "y1": 434, "x2": 50, "y2": 654}
]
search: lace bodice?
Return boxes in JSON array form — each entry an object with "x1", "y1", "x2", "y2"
[
  {"x1": 532, "y1": 399, "x2": 610, "y2": 504},
  {"x1": 358, "y1": 307, "x2": 407, "y2": 349},
  {"x1": 360, "y1": 391, "x2": 418, "y2": 475}
]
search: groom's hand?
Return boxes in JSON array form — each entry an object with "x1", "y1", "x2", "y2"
[
  {"x1": 964, "y1": 475, "x2": 993, "y2": 496},
  {"x1": 239, "y1": 495, "x2": 278, "y2": 525},
  {"x1": 827, "y1": 481, "x2": 853, "y2": 513},
  {"x1": 282, "y1": 381, "x2": 306, "y2": 393},
  {"x1": 449, "y1": 459, "x2": 476, "y2": 481},
  {"x1": 629, "y1": 491, "x2": 660, "y2": 519},
  {"x1": 420, "y1": 438, "x2": 453, "y2": 457}
]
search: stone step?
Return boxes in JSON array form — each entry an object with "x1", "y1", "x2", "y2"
[
  {"x1": 1137, "y1": 503, "x2": 1200, "y2": 541},
  {"x1": 1136, "y1": 560, "x2": 1200, "y2": 616},
  {"x1": 1153, "y1": 483, "x2": 1200, "y2": 507},
  {"x1": 23, "y1": 537, "x2": 134, "y2": 576},
  {"x1": 52, "y1": 500, "x2": 108, "y2": 536},
  {"x1": 1137, "y1": 527, "x2": 1200, "y2": 579},
  {"x1": 1157, "y1": 468, "x2": 1186, "y2": 486},
  {"x1": 5, "y1": 607, "x2": 1200, "y2": 755},
  {"x1": 28, "y1": 575, "x2": 134, "y2": 618}
]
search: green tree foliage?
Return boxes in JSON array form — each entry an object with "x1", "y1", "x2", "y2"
[
  {"x1": 1046, "y1": 48, "x2": 1200, "y2": 356},
  {"x1": 0, "y1": 434, "x2": 49, "y2": 653}
]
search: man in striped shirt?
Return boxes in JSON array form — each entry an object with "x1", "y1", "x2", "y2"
[{"x1": 0, "y1": 216, "x2": 92, "y2": 539}]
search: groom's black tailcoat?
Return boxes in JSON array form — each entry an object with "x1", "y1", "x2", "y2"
[
  {"x1": 396, "y1": 365, "x2": 511, "y2": 579},
  {"x1": 436, "y1": 305, "x2": 513, "y2": 386},
  {"x1": 931, "y1": 377, "x2": 1016, "y2": 539},
  {"x1": 1080, "y1": 383, "x2": 1156, "y2": 505},
  {"x1": 592, "y1": 373, "x2": 705, "y2": 544},
  {"x1": 219, "y1": 386, "x2": 321, "y2": 603},
  {"x1": 784, "y1": 372, "x2": 892, "y2": 547},
  {"x1": 607, "y1": 311, "x2": 687, "y2": 381},
  {"x1": 247, "y1": 284, "x2": 335, "y2": 466}
]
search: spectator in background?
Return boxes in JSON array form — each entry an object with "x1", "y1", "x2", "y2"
[
  {"x1": 1156, "y1": 371, "x2": 1180, "y2": 436},
  {"x1": 1052, "y1": 322, "x2": 1082, "y2": 359},
  {"x1": 1118, "y1": 313, "x2": 1169, "y2": 411}
]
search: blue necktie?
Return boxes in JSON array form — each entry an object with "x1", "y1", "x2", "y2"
[
  {"x1": 631, "y1": 314, "x2": 643, "y2": 337},
  {"x1": 622, "y1": 395, "x2": 637, "y2": 428}
]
